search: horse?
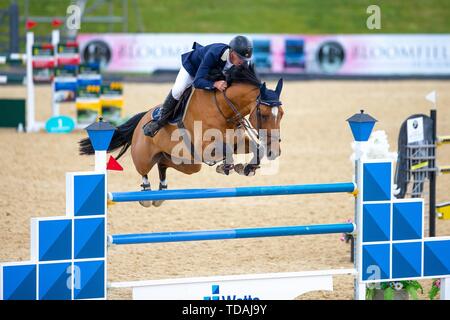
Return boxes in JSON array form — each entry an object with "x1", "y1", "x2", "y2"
[{"x1": 80, "y1": 65, "x2": 284, "y2": 207}]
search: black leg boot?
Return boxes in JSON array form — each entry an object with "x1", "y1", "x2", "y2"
[{"x1": 143, "y1": 91, "x2": 179, "y2": 137}]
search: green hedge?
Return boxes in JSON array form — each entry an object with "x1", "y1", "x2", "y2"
[{"x1": 5, "y1": 0, "x2": 450, "y2": 36}]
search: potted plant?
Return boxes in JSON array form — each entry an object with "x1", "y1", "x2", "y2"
[{"x1": 366, "y1": 281, "x2": 423, "y2": 300}]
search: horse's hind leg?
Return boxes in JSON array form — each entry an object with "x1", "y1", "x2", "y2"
[
  {"x1": 135, "y1": 155, "x2": 160, "y2": 208},
  {"x1": 132, "y1": 132, "x2": 160, "y2": 207},
  {"x1": 139, "y1": 175, "x2": 152, "y2": 207},
  {"x1": 152, "y1": 162, "x2": 168, "y2": 207}
]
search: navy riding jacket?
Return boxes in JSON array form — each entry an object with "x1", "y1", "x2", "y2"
[{"x1": 181, "y1": 42, "x2": 229, "y2": 90}]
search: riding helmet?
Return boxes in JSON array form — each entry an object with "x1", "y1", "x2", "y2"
[{"x1": 229, "y1": 35, "x2": 253, "y2": 60}]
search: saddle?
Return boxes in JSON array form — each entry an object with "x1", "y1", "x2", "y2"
[{"x1": 151, "y1": 86, "x2": 193, "y2": 125}]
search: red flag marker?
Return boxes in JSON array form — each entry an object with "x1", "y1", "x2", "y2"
[
  {"x1": 51, "y1": 19, "x2": 63, "y2": 28},
  {"x1": 107, "y1": 156, "x2": 123, "y2": 171},
  {"x1": 26, "y1": 20, "x2": 37, "y2": 30}
]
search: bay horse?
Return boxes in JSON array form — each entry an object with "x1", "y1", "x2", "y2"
[{"x1": 80, "y1": 65, "x2": 284, "y2": 207}]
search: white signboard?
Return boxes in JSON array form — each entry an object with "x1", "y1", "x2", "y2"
[
  {"x1": 407, "y1": 116, "x2": 425, "y2": 143},
  {"x1": 110, "y1": 269, "x2": 355, "y2": 300}
]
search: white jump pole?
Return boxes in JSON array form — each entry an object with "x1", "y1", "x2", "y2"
[
  {"x1": 25, "y1": 31, "x2": 35, "y2": 133},
  {"x1": 51, "y1": 29, "x2": 60, "y2": 117}
]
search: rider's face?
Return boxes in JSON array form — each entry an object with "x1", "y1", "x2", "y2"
[{"x1": 230, "y1": 51, "x2": 245, "y2": 66}]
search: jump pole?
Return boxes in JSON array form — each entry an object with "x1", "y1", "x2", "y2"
[
  {"x1": 108, "y1": 182, "x2": 356, "y2": 203},
  {"x1": 109, "y1": 223, "x2": 356, "y2": 245}
]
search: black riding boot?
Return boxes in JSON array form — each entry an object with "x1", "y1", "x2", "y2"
[{"x1": 143, "y1": 91, "x2": 179, "y2": 137}]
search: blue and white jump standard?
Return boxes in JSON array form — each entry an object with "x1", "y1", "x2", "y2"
[{"x1": 1, "y1": 112, "x2": 450, "y2": 300}]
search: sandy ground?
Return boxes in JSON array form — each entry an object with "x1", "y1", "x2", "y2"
[{"x1": 1, "y1": 80, "x2": 449, "y2": 300}]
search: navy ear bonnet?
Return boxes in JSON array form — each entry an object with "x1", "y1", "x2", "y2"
[{"x1": 259, "y1": 79, "x2": 283, "y2": 107}]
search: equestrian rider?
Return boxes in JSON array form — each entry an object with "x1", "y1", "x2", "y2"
[{"x1": 142, "y1": 35, "x2": 253, "y2": 137}]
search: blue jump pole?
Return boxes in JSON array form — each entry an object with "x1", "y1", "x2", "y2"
[
  {"x1": 110, "y1": 223, "x2": 355, "y2": 245},
  {"x1": 108, "y1": 182, "x2": 355, "y2": 203}
]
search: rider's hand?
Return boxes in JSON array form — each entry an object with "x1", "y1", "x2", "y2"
[{"x1": 214, "y1": 80, "x2": 227, "y2": 92}]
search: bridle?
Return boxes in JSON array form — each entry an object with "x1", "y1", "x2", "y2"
[
  {"x1": 212, "y1": 89, "x2": 282, "y2": 168},
  {"x1": 213, "y1": 89, "x2": 282, "y2": 145},
  {"x1": 213, "y1": 90, "x2": 262, "y2": 146}
]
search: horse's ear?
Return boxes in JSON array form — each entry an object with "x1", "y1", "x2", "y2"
[
  {"x1": 275, "y1": 78, "x2": 283, "y2": 97},
  {"x1": 260, "y1": 82, "x2": 267, "y2": 92}
]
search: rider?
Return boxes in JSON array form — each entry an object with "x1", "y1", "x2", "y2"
[{"x1": 143, "y1": 35, "x2": 253, "y2": 137}]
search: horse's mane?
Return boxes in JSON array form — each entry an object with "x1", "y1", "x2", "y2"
[
  {"x1": 227, "y1": 64, "x2": 261, "y2": 87},
  {"x1": 206, "y1": 63, "x2": 261, "y2": 88}
]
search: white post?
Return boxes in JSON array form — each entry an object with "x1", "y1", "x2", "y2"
[
  {"x1": 95, "y1": 151, "x2": 107, "y2": 173},
  {"x1": 355, "y1": 281, "x2": 366, "y2": 300},
  {"x1": 26, "y1": 31, "x2": 35, "y2": 133},
  {"x1": 441, "y1": 277, "x2": 450, "y2": 300},
  {"x1": 51, "y1": 29, "x2": 60, "y2": 47},
  {"x1": 51, "y1": 29, "x2": 60, "y2": 117},
  {"x1": 353, "y1": 141, "x2": 366, "y2": 300}
]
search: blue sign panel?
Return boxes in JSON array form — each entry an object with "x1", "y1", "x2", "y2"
[{"x1": 45, "y1": 116, "x2": 75, "y2": 134}]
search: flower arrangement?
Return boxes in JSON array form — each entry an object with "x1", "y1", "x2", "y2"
[
  {"x1": 429, "y1": 279, "x2": 441, "y2": 300},
  {"x1": 366, "y1": 281, "x2": 423, "y2": 300}
]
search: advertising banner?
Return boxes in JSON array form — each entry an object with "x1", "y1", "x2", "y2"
[{"x1": 77, "y1": 34, "x2": 450, "y2": 76}]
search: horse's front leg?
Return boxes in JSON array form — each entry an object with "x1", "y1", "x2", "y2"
[
  {"x1": 234, "y1": 138, "x2": 264, "y2": 176},
  {"x1": 215, "y1": 142, "x2": 235, "y2": 175}
]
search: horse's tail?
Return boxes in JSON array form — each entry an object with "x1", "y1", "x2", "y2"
[{"x1": 79, "y1": 112, "x2": 147, "y2": 160}]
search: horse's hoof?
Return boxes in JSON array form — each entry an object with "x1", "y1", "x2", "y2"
[
  {"x1": 245, "y1": 164, "x2": 259, "y2": 176},
  {"x1": 139, "y1": 200, "x2": 152, "y2": 208},
  {"x1": 216, "y1": 164, "x2": 234, "y2": 175},
  {"x1": 234, "y1": 163, "x2": 245, "y2": 175},
  {"x1": 152, "y1": 200, "x2": 164, "y2": 207},
  {"x1": 152, "y1": 183, "x2": 167, "y2": 207},
  {"x1": 235, "y1": 163, "x2": 259, "y2": 176}
]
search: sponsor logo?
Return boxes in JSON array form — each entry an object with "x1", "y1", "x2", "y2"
[
  {"x1": 317, "y1": 41, "x2": 345, "y2": 73},
  {"x1": 203, "y1": 285, "x2": 260, "y2": 300}
]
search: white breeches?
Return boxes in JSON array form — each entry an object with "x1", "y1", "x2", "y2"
[{"x1": 171, "y1": 67, "x2": 194, "y2": 100}]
